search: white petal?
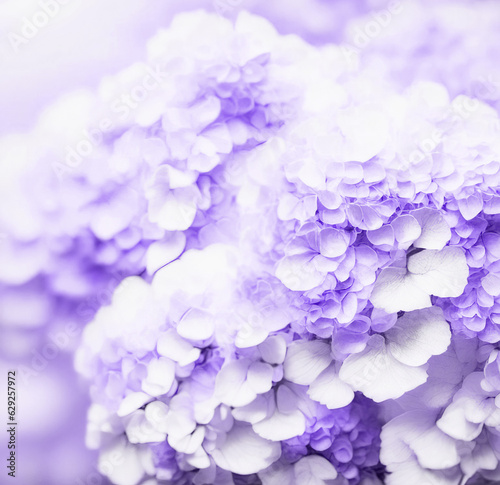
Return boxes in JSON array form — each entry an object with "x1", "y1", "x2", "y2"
[
  {"x1": 385, "y1": 454, "x2": 462, "y2": 485},
  {"x1": 215, "y1": 359, "x2": 256, "y2": 407},
  {"x1": 411, "y1": 208, "x2": 451, "y2": 250},
  {"x1": 212, "y1": 424, "x2": 281, "y2": 475},
  {"x1": 146, "y1": 232, "x2": 186, "y2": 275},
  {"x1": 153, "y1": 187, "x2": 199, "y2": 231},
  {"x1": 277, "y1": 193, "x2": 318, "y2": 222},
  {"x1": 402, "y1": 346, "x2": 465, "y2": 409},
  {"x1": 165, "y1": 408, "x2": 196, "y2": 444},
  {"x1": 99, "y1": 436, "x2": 145, "y2": 485},
  {"x1": 411, "y1": 425, "x2": 460, "y2": 470},
  {"x1": 458, "y1": 194, "x2": 483, "y2": 220},
  {"x1": 276, "y1": 382, "x2": 306, "y2": 416},
  {"x1": 319, "y1": 228, "x2": 349, "y2": 258},
  {"x1": 436, "y1": 401, "x2": 483, "y2": 441},
  {"x1": 235, "y1": 324, "x2": 269, "y2": 349},
  {"x1": 253, "y1": 407, "x2": 306, "y2": 441},
  {"x1": 408, "y1": 247, "x2": 469, "y2": 298},
  {"x1": 482, "y1": 273, "x2": 500, "y2": 297},
  {"x1": 152, "y1": 244, "x2": 238, "y2": 312},
  {"x1": 276, "y1": 254, "x2": 326, "y2": 291},
  {"x1": 90, "y1": 188, "x2": 139, "y2": 240},
  {"x1": 294, "y1": 455, "x2": 338, "y2": 484},
  {"x1": 380, "y1": 417, "x2": 414, "y2": 466},
  {"x1": 464, "y1": 441, "x2": 498, "y2": 474},
  {"x1": 160, "y1": 164, "x2": 198, "y2": 189},
  {"x1": 367, "y1": 225, "x2": 395, "y2": 247},
  {"x1": 190, "y1": 95, "x2": 221, "y2": 132},
  {"x1": 392, "y1": 215, "x2": 421, "y2": 246},
  {"x1": 259, "y1": 461, "x2": 295, "y2": 485},
  {"x1": 185, "y1": 446, "x2": 211, "y2": 470},
  {"x1": 232, "y1": 393, "x2": 274, "y2": 425},
  {"x1": 234, "y1": 12, "x2": 278, "y2": 62},
  {"x1": 170, "y1": 426, "x2": 206, "y2": 454},
  {"x1": 194, "y1": 124, "x2": 232, "y2": 157},
  {"x1": 385, "y1": 307, "x2": 451, "y2": 367},
  {"x1": 370, "y1": 267, "x2": 431, "y2": 313},
  {"x1": 145, "y1": 401, "x2": 170, "y2": 433},
  {"x1": 283, "y1": 340, "x2": 332, "y2": 385},
  {"x1": 142, "y1": 357, "x2": 176, "y2": 397},
  {"x1": 118, "y1": 392, "x2": 154, "y2": 417},
  {"x1": 157, "y1": 329, "x2": 201, "y2": 366},
  {"x1": 258, "y1": 335, "x2": 287, "y2": 364},
  {"x1": 307, "y1": 364, "x2": 354, "y2": 409},
  {"x1": 177, "y1": 308, "x2": 215, "y2": 341},
  {"x1": 125, "y1": 411, "x2": 166, "y2": 444},
  {"x1": 339, "y1": 335, "x2": 428, "y2": 402},
  {"x1": 247, "y1": 362, "x2": 274, "y2": 395},
  {"x1": 382, "y1": 409, "x2": 460, "y2": 470}
]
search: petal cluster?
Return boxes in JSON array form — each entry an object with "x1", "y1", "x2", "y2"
[
  {"x1": 2, "y1": 4, "x2": 500, "y2": 485},
  {"x1": 68, "y1": 9, "x2": 500, "y2": 485}
]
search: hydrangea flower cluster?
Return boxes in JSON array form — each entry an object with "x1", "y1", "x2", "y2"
[
  {"x1": 70, "y1": 10, "x2": 500, "y2": 485},
  {"x1": 4, "y1": 6, "x2": 500, "y2": 485},
  {"x1": 0, "y1": 10, "x2": 306, "y2": 356}
]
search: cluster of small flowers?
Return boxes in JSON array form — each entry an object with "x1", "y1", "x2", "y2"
[
  {"x1": 4, "y1": 5, "x2": 500, "y2": 485},
  {"x1": 73, "y1": 12, "x2": 392, "y2": 485},
  {"x1": 72, "y1": 9, "x2": 500, "y2": 485},
  {"x1": 75, "y1": 241, "x2": 386, "y2": 485},
  {"x1": 342, "y1": 0, "x2": 500, "y2": 352},
  {"x1": 0, "y1": 11, "x2": 307, "y2": 356},
  {"x1": 267, "y1": 22, "x2": 500, "y2": 482}
]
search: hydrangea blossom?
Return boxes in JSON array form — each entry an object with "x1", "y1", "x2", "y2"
[
  {"x1": 2, "y1": 4, "x2": 500, "y2": 485},
  {"x1": 0, "y1": 10, "x2": 308, "y2": 358},
  {"x1": 68, "y1": 8, "x2": 500, "y2": 485},
  {"x1": 76, "y1": 241, "x2": 385, "y2": 485}
]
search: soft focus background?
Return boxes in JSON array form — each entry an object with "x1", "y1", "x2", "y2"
[{"x1": 1, "y1": 0, "x2": 499, "y2": 484}]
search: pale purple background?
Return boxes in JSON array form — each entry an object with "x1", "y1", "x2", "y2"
[{"x1": 0, "y1": 0, "x2": 378, "y2": 135}]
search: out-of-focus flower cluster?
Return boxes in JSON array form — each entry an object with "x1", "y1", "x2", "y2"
[
  {"x1": 0, "y1": 10, "x2": 305, "y2": 356},
  {"x1": 347, "y1": 0, "x2": 500, "y2": 112},
  {"x1": 4, "y1": 4, "x2": 500, "y2": 485}
]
